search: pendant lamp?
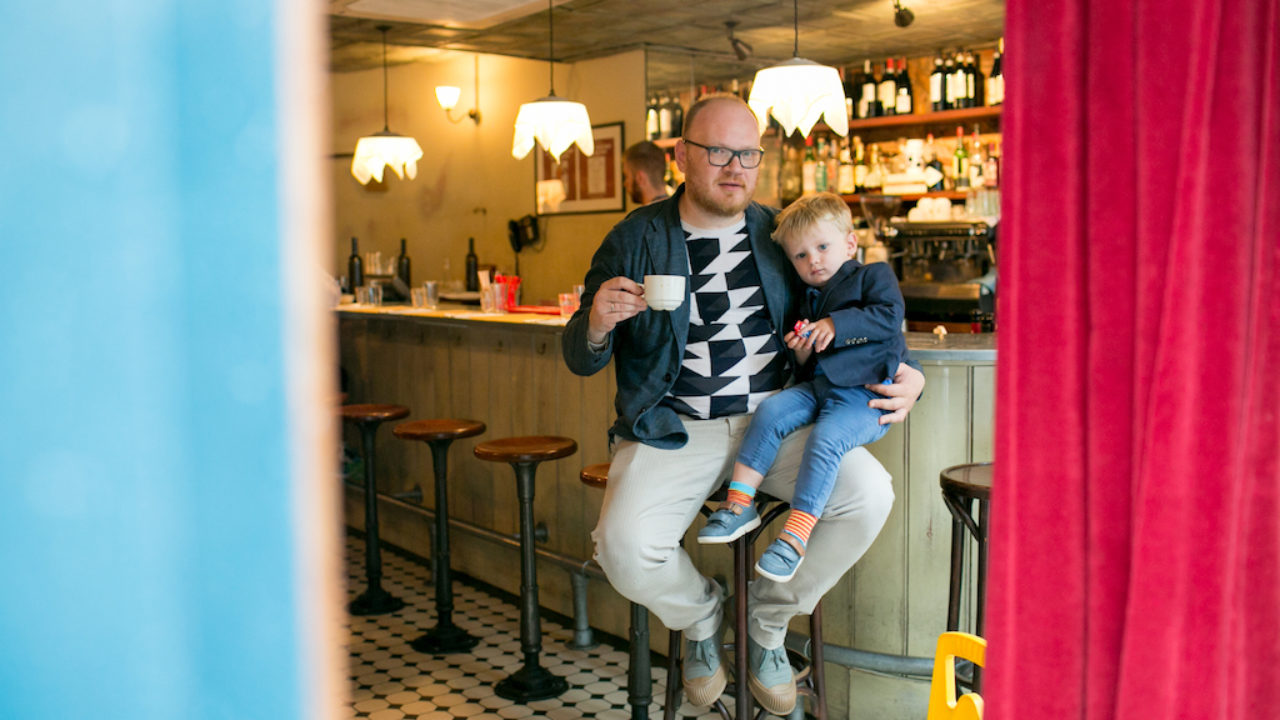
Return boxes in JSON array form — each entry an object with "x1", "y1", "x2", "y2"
[
  {"x1": 511, "y1": 0, "x2": 593, "y2": 161},
  {"x1": 747, "y1": 0, "x2": 849, "y2": 138},
  {"x1": 351, "y1": 26, "x2": 424, "y2": 185}
]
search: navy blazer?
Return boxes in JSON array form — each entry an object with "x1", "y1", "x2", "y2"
[{"x1": 797, "y1": 259, "x2": 908, "y2": 387}]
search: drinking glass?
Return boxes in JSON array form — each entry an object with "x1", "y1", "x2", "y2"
[
  {"x1": 558, "y1": 292, "x2": 580, "y2": 317},
  {"x1": 424, "y1": 281, "x2": 440, "y2": 309},
  {"x1": 411, "y1": 288, "x2": 427, "y2": 308},
  {"x1": 355, "y1": 286, "x2": 370, "y2": 305},
  {"x1": 368, "y1": 283, "x2": 383, "y2": 306}
]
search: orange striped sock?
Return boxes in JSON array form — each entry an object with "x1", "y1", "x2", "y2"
[
  {"x1": 781, "y1": 510, "x2": 819, "y2": 550},
  {"x1": 727, "y1": 479, "x2": 752, "y2": 507}
]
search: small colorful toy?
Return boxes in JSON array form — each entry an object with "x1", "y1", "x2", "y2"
[{"x1": 793, "y1": 319, "x2": 812, "y2": 339}]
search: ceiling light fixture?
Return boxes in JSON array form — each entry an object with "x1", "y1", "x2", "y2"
[
  {"x1": 893, "y1": 0, "x2": 915, "y2": 27},
  {"x1": 435, "y1": 55, "x2": 482, "y2": 125},
  {"x1": 511, "y1": 0, "x2": 594, "y2": 161},
  {"x1": 726, "y1": 21, "x2": 753, "y2": 62},
  {"x1": 747, "y1": 0, "x2": 848, "y2": 138},
  {"x1": 351, "y1": 26, "x2": 424, "y2": 185}
]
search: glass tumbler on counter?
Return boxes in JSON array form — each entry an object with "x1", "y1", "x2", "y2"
[
  {"x1": 410, "y1": 288, "x2": 427, "y2": 308},
  {"x1": 368, "y1": 283, "x2": 383, "y2": 306},
  {"x1": 423, "y1": 281, "x2": 440, "y2": 309},
  {"x1": 355, "y1": 286, "x2": 370, "y2": 305},
  {"x1": 559, "y1": 292, "x2": 580, "y2": 317}
]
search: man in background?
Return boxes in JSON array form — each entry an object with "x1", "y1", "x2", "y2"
[{"x1": 622, "y1": 141, "x2": 671, "y2": 206}]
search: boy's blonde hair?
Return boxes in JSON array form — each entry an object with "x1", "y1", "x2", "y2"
[{"x1": 772, "y1": 192, "x2": 854, "y2": 246}]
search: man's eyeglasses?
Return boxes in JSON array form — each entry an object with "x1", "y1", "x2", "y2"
[{"x1": 682, "y1": 139, "x2": 764, "y2": 169}]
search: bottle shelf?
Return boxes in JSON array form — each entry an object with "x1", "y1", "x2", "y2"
[
  {"x1": 848, "y1": 105, "x2": 1002, "y2": 132},
  {"x1": 842, "y1": 191, "x2": 970, "y2": 202}
]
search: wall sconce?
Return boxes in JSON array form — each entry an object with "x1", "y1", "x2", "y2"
[{"x1": 435, "y1": 56, "x2": 481, "y2": 124}]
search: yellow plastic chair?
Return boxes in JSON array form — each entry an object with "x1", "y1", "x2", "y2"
[{"x1": 926, "y1": 631, "x2": 986, "y2": 720}]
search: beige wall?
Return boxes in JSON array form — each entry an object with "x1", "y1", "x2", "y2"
[{"x1": 330, "y1": 49, "x2": 645, "y2": 304}]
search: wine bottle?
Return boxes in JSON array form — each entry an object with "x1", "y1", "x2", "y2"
[
  {"x1": 347, "y1": 237, "x2": 364, "y2": 292},
  {"x1": 814, "y1": 137, "x2": 829, "y2": 193},
  {"x1": 943, "y1": 54, "x2": 957, "y2": 110},
  {"x1": 952, "y1": 126, "x2": 970, "y2": 190},
  {"x1": 930, "y1": 55, "x2": 946, "y2": 111},
  {"x1": 841, "y1": 67, "x2": 856, "y2": 121},
  {"x1": 860, "y1": 59, "x2": 878, "y2": 118},
  {"x1": 853, "y1": 136, "x2": 869, "y2": 193},
  {"x1": 657, "y1": 93, "x2": 673, "y2": 139},
  {"x1": 464, "y1": 237, "x2": 479, "y2": 292},
  {"x1": 396, "y1": 237, "x2": 411, "y2": 287},
  {"x1": 924, "y1": 134, "x2": 945, "y2": 192},
  {"x1": 895, "y1": 57, "x2": 914, "y2": 115},
  {"x1": 877, "y1": 59, "x2": 898, "y2": 116},
  {"x1": 968, "y1": 128, "x2": 985, "y2": 188},
  {"x1": 802, "y1": 136, "x2": 818, "y2": 195},
  {"x1": 983, "y1": 141, "x2": 1000, "y2": 188},
  {"x1": 837, "y1": 141, "x2": 855, "y2": 195},
  {"x1": 951, "y1": 53, "x2": 969, "y2": 109},
  {"x1": 965, "y1": 52, "x2": 980, "y2": 108},
  {"x1": 988, "y1": 38, "x2": 1005, "y2": 105},
  {"x1": 670, "y1": 95, "x2": 685, "y2": 138},
  {"x1": 645, "y1": 96, "x2": 660, "y2": 140}
]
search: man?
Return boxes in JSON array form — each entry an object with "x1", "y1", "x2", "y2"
[
  {"x1": 622, "y1": 140, "x2": 671, "y2": 206},
  {"x1": 562, "y1": 95, "x2": 924, "y2": 715}
]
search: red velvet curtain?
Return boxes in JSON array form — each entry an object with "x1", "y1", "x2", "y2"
[{"x1": 989, "y1": 0, "x2": 1280, "y2": 717}]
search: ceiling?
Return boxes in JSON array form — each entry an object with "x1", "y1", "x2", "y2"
[{"x1": 328, "y1": 0, "x2": 1005, "y2": 90}]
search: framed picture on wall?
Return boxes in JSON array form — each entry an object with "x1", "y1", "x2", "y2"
[{"x1": 533, "y1": 122, "x2": 625, "y2": 215}]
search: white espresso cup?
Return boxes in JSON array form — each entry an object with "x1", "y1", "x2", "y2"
[{"x1": 642, "y1": 274, "x2": 685, "y2": 311}]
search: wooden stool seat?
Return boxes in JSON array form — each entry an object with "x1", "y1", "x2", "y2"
[
  {"x1": 341, "y1": 403, "x2": 410, "y2": 424},
  {"x1": 579, "y1": 463, "x2": 610, "y2": 490},
  {"x1": 393, "y1": 418, "x2": 486, "y2": 443},
  {"x1": 940, "y1": 463, "x2": 992, "y2": 501},
  {"x1": 474, "y1": 435, "x2": 577, "y2": 463}
]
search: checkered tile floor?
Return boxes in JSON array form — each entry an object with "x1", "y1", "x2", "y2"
[{"x1": 340, "y1": 535, "x2": 727, "y2": 720}]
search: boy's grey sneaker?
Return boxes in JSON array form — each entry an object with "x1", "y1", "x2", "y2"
[
  {"x1": 754, "y1": 537, "x2": 805, "y2": 583},
  {"x1": 697, "y1": 503, "x2": 761, "y2": 544},
  {"x1": 747, "y1": 634, "x2": 796, "y2": 715},
  {"x1": 682, "y1": 626, "x2": 728, "y2": 707}
]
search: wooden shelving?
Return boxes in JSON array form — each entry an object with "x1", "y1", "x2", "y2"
[
  {"x1": 842, "y1": 191, "x2": 968, "y2": 202},
  {"x1": 848, "y1": 105, "x2": 1002, "y2": 132}
]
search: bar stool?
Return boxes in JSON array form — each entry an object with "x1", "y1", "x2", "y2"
[
  {"x1": 581, "y1": 463, "x2": 674, "y2": 720},
  {"x1": 940, "y1": 462, "x2": 992, "y2": 691},
  {"x1": 394, "y1": 418, "x2": 487, "y2": 653},
  {"x1": 583, "y1": 464, "x2": 826, "y2": 720},
  {"x1": 341, "y1": 403, "x2": 411, "y2": 616},
  {"x1": 474, "y1": 435, "x2": 578, "y2": 702},
  {"x1": 708, "y1": 491, "x2": 828, "y2": 720}
]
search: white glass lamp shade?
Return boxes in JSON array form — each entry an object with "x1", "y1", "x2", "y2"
[
  {"x1": 435, "y1": 85, "x2": 461, "y2": 111},
  {"x1": 748, "y1": 58, "x2": 849, "y2": 138},
  {"x1": 511, "y1": 96, "x2": 594, "y2": 161},
  {"x1": 351, "y1": 131, "x2": 424, "y2": 185}
]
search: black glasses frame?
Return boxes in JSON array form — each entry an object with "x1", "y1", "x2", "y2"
[{"x1": 682, "y1": 139, "x2": 765, "y2": 169}]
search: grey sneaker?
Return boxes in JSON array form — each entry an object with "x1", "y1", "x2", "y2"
[
  {"x1": 682, "y1": 626, "x2": 728, "y2": 707},
  {"x1": 697, "y1": 503, "x2": 761, "y2": 544},
  {"x1": 747, "y1": 635, "x2": 796, "y2": 715}
]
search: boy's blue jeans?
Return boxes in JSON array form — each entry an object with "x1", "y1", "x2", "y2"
[{"x1": 737, "y1": 376, "x2": 891, "y2": 517}]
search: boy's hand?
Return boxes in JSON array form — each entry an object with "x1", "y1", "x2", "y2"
[{"x1": 790, "y1": 318, "x2": 836, "y2": 353}]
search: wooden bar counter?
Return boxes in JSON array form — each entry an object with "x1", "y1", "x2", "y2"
[{"x1": 337, "y1": 302, "x2": 994, "y2": 718}]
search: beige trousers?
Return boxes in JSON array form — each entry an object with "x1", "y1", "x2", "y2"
[{"x1": 592, "y1": 414, "x2": 894, "y2": 648}]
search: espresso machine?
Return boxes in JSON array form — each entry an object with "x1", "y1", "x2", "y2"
[{"x1": 885, "y1": 218, "x2": 997, "y2": 330}]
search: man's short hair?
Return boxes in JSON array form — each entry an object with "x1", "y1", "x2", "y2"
[
  {"x1": 772, "y1": 192, "x2": 854, "y2": 245},
  {"x1": 623, "y1": 141, "x2": 668, "y2": 186},
  {"x1": 681, "y1": 92, "x2": 759, "y2": 138}
]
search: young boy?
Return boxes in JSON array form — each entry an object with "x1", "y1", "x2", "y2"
[{"x1": 697, "y1": 192, "x2": 908, "y2": 582}]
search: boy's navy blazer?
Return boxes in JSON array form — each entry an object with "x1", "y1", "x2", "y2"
[{"x1": 798, "y1": 258, "x2": 908, "y2": 387}]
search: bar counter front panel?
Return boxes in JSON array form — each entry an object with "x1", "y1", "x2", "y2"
[{"x1": 337, "y1": 305, "x2": 994, "y2": 719}]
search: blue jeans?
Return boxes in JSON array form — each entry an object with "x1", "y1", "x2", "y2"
[{"x1": 737, "y1": 376, "x2": 891, "y2": 517}]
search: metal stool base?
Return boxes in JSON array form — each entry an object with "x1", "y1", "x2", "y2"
[
  {"x1": 410, "y1": 622, "x2": 479, "y2": 655},
  {"x1": 494, "y1": 664, "x2": 569, "y2": 702},
  {"x1": 348, "y1": 588, "x2": 405, "y2": 616}
]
